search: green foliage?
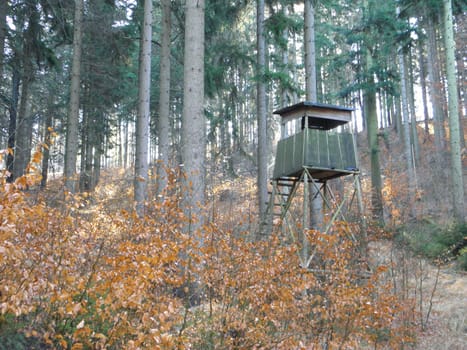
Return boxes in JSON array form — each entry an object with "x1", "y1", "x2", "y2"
[
  {"x1": 459, "y1": 248, "x2": 467, "y2": 270},
  {"x1": 265, "y1": 9, "x2": 302, "y2": 50},
  {"x1": 0, "y1": 314, "x2": 45, "y2": 350},
  {"x1": 396, "y1": 221, "x2": 467, "y2": 269}
]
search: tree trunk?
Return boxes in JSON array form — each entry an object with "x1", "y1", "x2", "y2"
[
  {"x1": 117, "y1": 118, "x2": 122, "y2": 167},
  {"x1": 13, "y1": 74, "x2": 33, "y2": 180},
  {"x1": 0, "y1": 0, "x2": 7, "y2": 77},
  {"x1": 157, "y1": 0, "x2": 171, "y2": 197},
  {"x1": 305, "y1": 0, "x2": 323, "y2": 238},
  {"x1": 123, "y1": 119, "x2": 129, "y2": 169},
  {"x1": 79, "y1": 108, "x2": 90, "y2": 191},
  {"x1": 455, "y1": 13, "x2": 465, "y2": 149},
  {"x1": 134, "y1": 0, "x2": 153, "y2": 216},
  {"x1": 425, "y1": 11, "x2": 445, "y2": 155},
  {"x1": 398, "y1": 47, "x2": 416, "y2": 217},
  {"x1": 304, "y1": 0, "x2": 317, "y2": 102},
  {"x1": 443, "y1": 0, "x2": 465, "y2": 222},
  {"x1": 365, "y1": 52, "x2": 384, "y2": 224},
  {"x1": 280, "y1": 5, "x2": 289, "y2": 108},
  {"x1": 182, "y1": 0, "x2": 206, "y2": 234},
  {"x1": 92, "y1": 133, "x2": 102, "y2": 189},
  {"x1": 418, "y1": 38, "x2": 430, "y2": 135},
  {"x1": 256, "y1": 0, "x2": 268, "y2": 228},
  {"x1": 6, "y1": 67, "x2": 20, "y2": 183},
  {"x1": 64, "y1": 0, "x2": 84, "y2": 194},
  {"x1": 41, "y1": 108, "x2": 53, "y2": 189},
  {"x1": 407, "y1": 49, "x2": 420, "y2": 164}
]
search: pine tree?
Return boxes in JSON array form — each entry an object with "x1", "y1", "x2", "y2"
[
  {"x1": 134, "y1": 0, "x2": 153, "y2": 216},
  {"x1": 64, "y1": 0, "x2": 84, "y2": 194}
]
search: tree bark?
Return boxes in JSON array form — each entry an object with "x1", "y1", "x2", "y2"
[
  {"x1": 407, "y1": 49, "x2": 420, "y2": 164},
  {"x1": 256, "y1": 0, "x2": 268, "y2": 227},
  {"x1": 418, "y1": 38, "x2": 430, "y2": 135},
  {"x1": 305, "y1": 0, "x2": 323, "y2": 237},
  {"x1": 79, "y1": 108, "x2": 92, "y2": 192},
  {"x1": 41, "y1": 107, "x2": 53, "y2": 189},
  {"x1": 365, "y1": 52, "x2": 384, "y2": 224},
  {"x1": 6, "y1": 67, "x2": 20, "y2": 183},
  {"x1": 157, "y1": 0, "x2": 171, "y2": 197},
  {"x1": 13, "y1": 74, "x2": 33, "y2": 180},
  {"x1": 398, "y1": 47, "x2": 415, "y2": 217},
  {"x1": 443, "y1": 0, "x2": 465, "y2": 222},
  {"x1": 425, "y1": 11, "x2": 445, "y2": 155},
  {"x1": 0, "y1": 0, "x2": 7, "y2": 77},
  {"x1": 304, "y1": 0, "x2": 317, "y2": 102},
  {"x1": 64, "y1": 0, "x2": 84, "y2": 194},
  {"x1": 182, "y1": 0, "x2": 206, "y2": 233},
  {"x1": 134, "y1": 0, "x2": 153, "y2": 216}
]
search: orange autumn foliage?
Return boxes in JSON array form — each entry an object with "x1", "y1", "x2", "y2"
[{"x1": 0, "y1": 161, "x2": 417, "y2": 349}]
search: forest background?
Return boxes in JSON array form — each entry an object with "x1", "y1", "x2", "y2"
[{"x1": 0, "y1": 0, "x2": 466, "y2": 349}]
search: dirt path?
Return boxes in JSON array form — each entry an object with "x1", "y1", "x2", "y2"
[
  {"x1": 416, "y1": 266, "x2": 467, "y2": 350},
  {"x1": 369, "y1": 241, "x2": 467, "y2": 350}
]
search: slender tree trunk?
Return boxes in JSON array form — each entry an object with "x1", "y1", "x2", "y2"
[
  {"x1": 418, "y1": 38, "x2": 430, "y2": 135},
  {"x1": 13, "y1": 74, "x2": 33, "y2": 180},
  {"x1": 443, "y1": 0, "x2": 465, "y2": 222},
  {"x1": 425, "y1": 12, "x2": 445, "y2": 155},
  {"x1": 305, "y1": 0, "x2": 323, "y2": 236},
  {"x1": 123, "y1": 119, "x2": 129, "y2": 169},
  {"x1": 6, "y1": 67, "x2": 20, "y2": 183},
  {"x1": 117, "y1": 118, "x2": 122, "y2": 167},
  {"x1": 290, "y1": 8, "x2": 299, "y2": 104},
  {"x1": 64, "y1": 0, "x2": 84, "y2": 194},
  {"x1": 256, "y1": 0, "x2": 268, "y2": 227},
  {"x1": 365, "y1": 52, "x2": 384, "y2": 223},
  {"x1": 455, "y1": 13, "x2": 465, "y2": 149},
  {"x1": 304, "y1": 0, "x2": 317, "y2": 102},
  {"x1": 398, "y1": 47, "x2": 416, "y2": 217},
  {"x1": 41, "y1": 107, "x2": 53, "y2": 189},
  {"x1": 0, "y1": 0, "x2": 7, "y2": 77},
  {"x1": 92, "y1": 133, "x2": 102, "y2": 189},
  {"x1": 407, "y1": 49, "x2": 420, "y2": 164},
  {"x1": 134, "y1": 0, "x2": 153, "y2": 216},
  {"x1": 280, "y1": 5, "x2": 289, "y2": 108},
  {"x1": 182, "y1": 0, "x2": 206, "y2": 234},
  {"x1": 79, "y1": 108, "x2": 91, "y2": 192},
  {"x1": 157, "y1": 0, "x2": 171, "y2": 197}
]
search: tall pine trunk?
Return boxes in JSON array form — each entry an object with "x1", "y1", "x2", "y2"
[
  {"x1": 443, "y1": 0, "x2": 465, "y2": 222},
  {"x1": 425, "y1": 12, "x2": 445, "y2": 156},
  {"x1": 6, "y1": 67, "x2": 20, "y2": 183},
  {"x1": 398, "y1": 47, "x2": 416, "y2": 217},
  {"x1": 365, "y1": 52, "x2": 384, "y2": 223},
  {"x1": 182, "y1": 0, "x2": 206, "y2": 234},
  {"x1": 64, "y1": 0, "x2": 84, "y2": 194},
  {"x1": 256, "y1": 0, "x2": 268, "y2": 226},
  {"x1": 157, "y1": 0, "x2": 171, "y2": 197},
  {"x1": 13, "y1": 74, "x2": 33, "y2": 180},
  {"x1": 418, "y1": 38, "x2": 430, "y2": 135},
  {"x1": 134, "y1": 0, "x2": 153, "y2": 216},
  {"x1": 0, "y1": 0, "x2": 6, "y2": 77},
  {"x1": 304, "y1": 0, "x2": 323, "y2": 238},
  {"x1": 41, "y1": 105, "x2": 53, "y2": 189}
]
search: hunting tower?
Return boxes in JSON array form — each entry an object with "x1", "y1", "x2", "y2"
[{"x1": 261, "y1": 102, "x2": 365, "y2": 267}]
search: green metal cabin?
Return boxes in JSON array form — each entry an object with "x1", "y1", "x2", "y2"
[{"x1": 273, "y1": 102, "x2": 358, "y2": 181}]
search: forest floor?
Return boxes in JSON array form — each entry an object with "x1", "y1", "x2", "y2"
[{"x1": 369, "y1": 240, "x2": 467, "y2": 350}]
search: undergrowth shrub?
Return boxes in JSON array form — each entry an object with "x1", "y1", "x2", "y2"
[
  {"x1": 0, "y1": 155, "x2": 417, "y2": 349},
  {"x1": 396, "y1": 220, "x2": 467, "y2": 269}
]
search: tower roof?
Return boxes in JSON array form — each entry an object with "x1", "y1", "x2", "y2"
[{"x1": 274, "y1": 101, "x2": 354, "y2": 130}]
